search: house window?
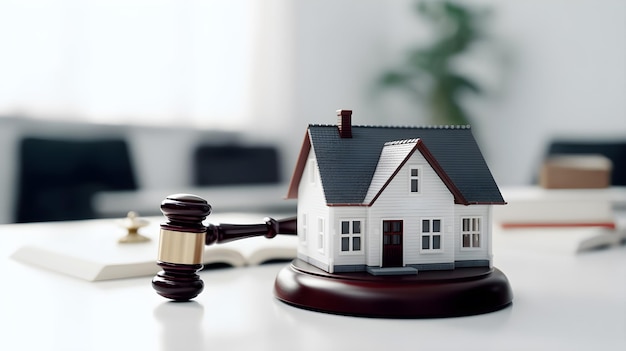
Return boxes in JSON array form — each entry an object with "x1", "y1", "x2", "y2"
[
  {"x1": 409, "y1": 166, "x2": 420, "y2": 193},
  {"x1": 462, "y1": 217, "x2": 481, "y2": 248},
  {"x1": 318, "y1": 217, "x2": 325, "y2": 252},
  {"x1": 340, "y1": 220, "x2": 363, "y2": 253},
  {"x1": 300, "y1": 214, "x2": 307, "y2": 243},
  {"x1": 421, "y1": 219, "x2": 442, "y2": 251}
]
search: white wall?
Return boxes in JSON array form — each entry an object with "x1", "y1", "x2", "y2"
[
  {"x1": 252, "y1": 0, "x2": 626, "y2": 187},
  {"x1": 466, "y1": 0, "x2": 626, "y2": 185}
]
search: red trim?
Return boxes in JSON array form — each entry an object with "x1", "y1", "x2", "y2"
[
  {"x1": 286, "y1": 131, "x2": 312, "y2": 199},
  {"x1": 501, "y1": 222, "x2": 616, "y2": 230},
  {"x1": 415, "y1": 140, "x2": 469, "y2": 205}
]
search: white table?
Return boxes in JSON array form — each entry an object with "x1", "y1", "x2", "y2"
[{"x1": 1, "y1": 216, "x2": 625, "y2": 351}]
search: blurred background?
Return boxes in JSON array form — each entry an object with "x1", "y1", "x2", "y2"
[{"x1": 0, "y1": 0, "x2": 624, "y2": 223}]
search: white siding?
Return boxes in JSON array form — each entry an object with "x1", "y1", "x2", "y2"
[
  {"x1": 329, "y1": 206, "x2": 368, "y2": 267},
  {"x1": 454, "y1": 205, "x2": 492, "y2": 265},
  {"x1": 296, "y1": 149, "x2": 331, "y2": 270},
  {"x1": 367, "y1": 151, "x2": 455, "y2": 267}
]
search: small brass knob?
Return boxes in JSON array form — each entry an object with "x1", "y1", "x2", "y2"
[{"x1": 118, "y1": 211, "x2": 150, "y2": 243}]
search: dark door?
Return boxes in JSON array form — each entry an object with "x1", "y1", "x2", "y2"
[{"x1": 382, "y1": 220, "x2": 403, "y2": 267}]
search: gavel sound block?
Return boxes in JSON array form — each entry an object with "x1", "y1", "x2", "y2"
[{"x1": 151, "y1": 194, "x2": 296, "y2": 301}]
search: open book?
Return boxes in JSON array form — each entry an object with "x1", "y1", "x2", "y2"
[{"x1": 10, "y1": 214, "x2": 298, "y2": 281}]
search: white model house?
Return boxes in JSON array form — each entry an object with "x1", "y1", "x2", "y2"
[{"x1": 286, "y1": 110, "x2": 506, "y2": 274}]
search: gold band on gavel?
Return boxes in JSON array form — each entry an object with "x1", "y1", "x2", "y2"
[{"x1": 157, "y1": 229, "x2": 206, "y2": 265}]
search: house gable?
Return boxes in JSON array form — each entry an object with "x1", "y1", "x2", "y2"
[
  {"x1": 364, "y1": 139, "x2": 468, "y2": 206},
  {"x1": 364, "y1": 139, "x2": 419, "y2": 204}
]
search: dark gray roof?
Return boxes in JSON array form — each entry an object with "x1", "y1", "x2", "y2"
[{"x1": 308, "y1": 124, "x2": 505, "y2": 205}]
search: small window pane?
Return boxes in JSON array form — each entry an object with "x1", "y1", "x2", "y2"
[
  {"x1": 384, "y1": 236, "x2": 391, "y2": 245},
  {"x1": 341, "y1": 221, "x2": 349, "y2": 234},
  {"x1": 392, "y1": 234, "x2": 401, "y2": 245},
  {"x1": 433, "y1": 235, "x2": 441, "y2": 250},
  {"x1": 383, "y1": 222, "x2": 390, "y2": 232},
  {"x1": 433, "y1": 220, "x2": 441, "y2": 232},
  {"x1": 392, "y1": 221, "x2": 402, "y2": 232},
  {"x1": 411, "y1": 168, "x2": 418, "y2": 177},
  {"x1": 472, "y1": 234, "x2": 480, "y2": 247},
  {"x1": 422, "y1": 236, "x2": 430, "y2": 249},
  {"x1": 463, "y1": 218, "x2": 470, "y2": 232},
  {"x1": 474, "y1": 218, "x2": 480, "y2": 231},
  {"x1": 341, "y1": 237, "x2": 349, "y2": 251},
  {"x1": 353, "y1": 237, "x2": 361, "y2": 251},
  {"x1": 411, "y1": 179, "x2": 418, "y2": 192},
  {"x1": 353, "y1": 221, "x2": 361, "y2": 234},
  {"x1": 463, "y1": 234, "x2": 470, "y2": 247},
  {"x1": 422, "y1": 220, "x2": 430, "y2": 233}
]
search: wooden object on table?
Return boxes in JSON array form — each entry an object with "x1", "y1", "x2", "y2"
[
  {"x1": 274, "y1": 259, "x2": 513, "y2": 318},
  {"x1": 540, "y1": 154, "x2": 612, "y2": 189},
  {"x1": 152, "y1": 194, "x2": 211, "y2": 301}
]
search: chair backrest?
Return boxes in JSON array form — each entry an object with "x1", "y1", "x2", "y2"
[
  {"x1": 15, "y1": 137, "x2": 137, "y2": 222},
  {"x1": 192, "y1": 144, "x2": 281, "y2": 186},
  {"x1": 543, "y1": 140, "x2": 626, "y2": 186}
]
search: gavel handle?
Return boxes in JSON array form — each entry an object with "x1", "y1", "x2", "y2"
[{"x1": 205, "y1": 216, "x2": 297, "y2": 245}]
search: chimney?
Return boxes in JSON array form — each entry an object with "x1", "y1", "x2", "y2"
[{"x1": 337, "y1": 109, "x2": 352, "y2": 138}]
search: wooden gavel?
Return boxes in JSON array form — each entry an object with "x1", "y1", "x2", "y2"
[{"x1": 152, "y1": 193, "x2": 297, "y2": 301}]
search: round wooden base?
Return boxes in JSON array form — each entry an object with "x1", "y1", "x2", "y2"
[{"x1": 273, "y1": 259, "x2": 513, "y2": 318}]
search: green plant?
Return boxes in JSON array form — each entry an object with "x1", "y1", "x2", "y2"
[{"x1": 380, "y1": 0, "x2": 489, "y2": 125}]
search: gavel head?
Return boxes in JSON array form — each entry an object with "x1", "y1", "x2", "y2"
[{"x1": 152, "y1": 194, "x2": 211, "y2": 301}]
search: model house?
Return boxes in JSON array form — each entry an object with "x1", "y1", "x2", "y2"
[{"x1": 286, "y1": 110, "x2": 506, "y2": 274}]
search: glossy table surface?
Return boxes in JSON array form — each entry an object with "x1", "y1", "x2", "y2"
[{"x1": 1, "y1": 214, "x2": 625, "y2": 351}]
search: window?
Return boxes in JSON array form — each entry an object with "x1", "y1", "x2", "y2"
[
  {"x1": 0, "y1": 1, "x2": 257, "y2": 129},
  {"x1": 340, "y1": 220, "x2": 363, "y2": 253},
  {"x1": 409, "y1": 167, "x2": 420, "y2": 193},
  {"x1": 421, "y1": 219, "x2": 442, "y2": 251},
  {"x1": 318, "y1": 218, "x2": 325, "y2": 252},
  {"x1": 462, "y1": 217, "x2": 481, "y2": 248},
  {"x1": 300, "y1": 214, "x2": 307, "y2": 243}
]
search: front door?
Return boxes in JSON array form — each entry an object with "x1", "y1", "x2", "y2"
[{"x1": 382, "y1": 220, "x2": 403, "y2": 267}]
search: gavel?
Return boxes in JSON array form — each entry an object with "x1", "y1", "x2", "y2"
[{"x1": 152, "y1": 193, "x2": 297, "y2": 301}]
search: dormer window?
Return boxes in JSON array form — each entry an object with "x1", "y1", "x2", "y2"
[{"x1": 409, "y1": 166, "x2": 420, "y2": 193}]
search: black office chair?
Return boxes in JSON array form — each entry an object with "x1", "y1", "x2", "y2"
[
  {"x1": 542, "y1": 140, "x2": 626, "y2": 186},
  {"x1": 15, "y1": 137, "x2": 138, "y2": 222},
  {"x1": 192, "y1": 144, "x2": 281, "y2": 186}
]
